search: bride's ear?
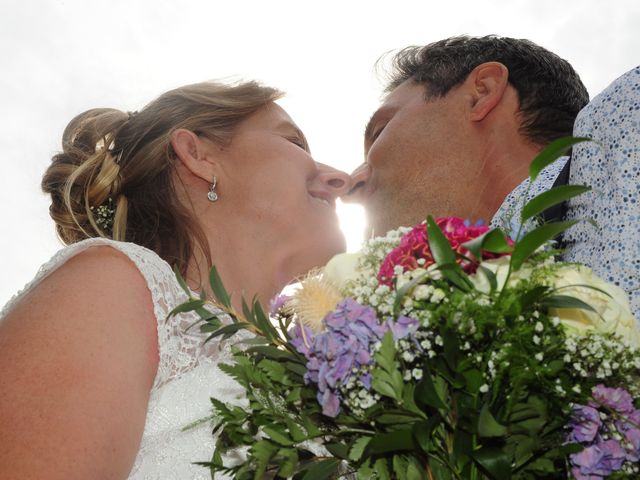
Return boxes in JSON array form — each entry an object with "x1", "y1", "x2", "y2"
[{"x1": 170, "y1": 128, "x2": 218, "y2": 181}]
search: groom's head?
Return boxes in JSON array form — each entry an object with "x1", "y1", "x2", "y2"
[{"x1": 345, "y1": 35, "x2": 588, "y2": 236}]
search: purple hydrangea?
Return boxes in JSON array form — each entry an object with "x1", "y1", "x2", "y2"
[
  {"x1": 592, "y1": 385, "x2": 635, "y2": 414},
  {"x1": 616, "y1": 409, "x2": 640, "y2": 462},
  {"x1": 568, "y1": 385, "x2": 640, "y2": 478},
  {"x1": 290, "y1": 298, "x2": 387, "y2": 417},
  {"x1": 269, "y1": 294, "x2": 290, "y2": 315},
  {"x1": 386, "y1": 315, "x2": 419, "y2": 340},
  {"x1": 571, "y1": 440, "x2": 627, "y2": 479},
  {"x1": 568, "y1": 404, "x2": 602, "y2": 443}
]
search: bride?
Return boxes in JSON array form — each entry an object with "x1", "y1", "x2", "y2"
[{"x1": 0, "y1": 81, "x2": 351, "y2": 478}]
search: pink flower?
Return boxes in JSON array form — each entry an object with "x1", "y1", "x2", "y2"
[{"x1": 378, "y1": 217, "x2": 509, "y2": 287}]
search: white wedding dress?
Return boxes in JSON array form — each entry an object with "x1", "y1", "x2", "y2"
[{"x1": 1, "y1": 238, "x2": 248, "y2": 479}]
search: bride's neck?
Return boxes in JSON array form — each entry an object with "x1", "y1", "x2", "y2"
[{"x1": 184, "y1": 235, "x2": 285, "y2": 312}]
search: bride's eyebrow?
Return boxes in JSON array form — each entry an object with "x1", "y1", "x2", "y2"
[{"x1": 277, "y1": 121, "x2": 310, "y2": 152}]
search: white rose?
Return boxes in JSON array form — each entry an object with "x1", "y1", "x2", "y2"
[
  {"x1": 322, "y1": 252, "x2": 363, "y2": 291},
  {"x1": 469, "y1": 257, "x2": 532, "y2": 294},
  {"x1": 548, "y1": 266, "x2": 639, "y2": 346}
]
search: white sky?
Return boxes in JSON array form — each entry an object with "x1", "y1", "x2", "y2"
[{"x1": 1, "y1": 0, "x2": 639, "y2": 306}]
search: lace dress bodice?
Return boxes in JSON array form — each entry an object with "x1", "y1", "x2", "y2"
[{"x1": 1, "y1": 238, "x2": 246, "y2": 479}]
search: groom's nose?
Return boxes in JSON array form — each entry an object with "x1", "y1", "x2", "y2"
[{"x1": 340, "y1": 162, "x2": 371, "y2": 204}]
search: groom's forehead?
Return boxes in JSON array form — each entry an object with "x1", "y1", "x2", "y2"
[{"x1": 364, "y1": 82, "x2": 427, "y2": 139}]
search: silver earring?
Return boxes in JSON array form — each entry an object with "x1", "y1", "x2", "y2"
[{"x1": 207, "y1": 176, "x2": 219, "y2": 202}]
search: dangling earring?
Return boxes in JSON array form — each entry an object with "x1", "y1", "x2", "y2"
[{"x1": 207, "y1": 176, "x2": 219, "y2": 202}]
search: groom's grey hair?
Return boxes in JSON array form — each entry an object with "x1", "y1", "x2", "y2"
[{"x1": 382, "y1": 35, "x2": 589, "y2": 146}]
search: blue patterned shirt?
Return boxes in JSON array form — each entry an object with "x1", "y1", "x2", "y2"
[{"x1": 492, "y1": 66, "x2": 640, "y2": 319}]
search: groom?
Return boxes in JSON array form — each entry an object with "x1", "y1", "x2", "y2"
[{"x1": 343, "y1": 35, "x2": 640, "y2": 317}]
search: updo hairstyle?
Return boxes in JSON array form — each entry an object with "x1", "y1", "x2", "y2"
[{"x1": 42, "y1": 81, "x2": 282, "y2": 273}]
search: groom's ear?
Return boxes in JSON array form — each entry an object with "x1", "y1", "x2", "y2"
[
  {"x1": 170, "y1": 128, "x2": 219, "y2": 182},
  {"x1": 466, "y1": 62, "x2": 510, "y2": 122}
]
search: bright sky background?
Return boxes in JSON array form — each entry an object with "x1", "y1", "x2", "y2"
[{"x1": 1, "y1": 0, "x2": 639, "y2": 307}]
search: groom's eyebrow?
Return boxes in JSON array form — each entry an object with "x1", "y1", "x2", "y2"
[
  {"x1": 364, "y1": 110, "x2": 381, "y2": 141},
  {"x1": 364, "y1": 107, "x2": 392, "y2": 142}
]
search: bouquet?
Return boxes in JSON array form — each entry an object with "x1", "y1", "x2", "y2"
[{"x1": 173, "y1": 138, "x2": 640, "y2": 479}]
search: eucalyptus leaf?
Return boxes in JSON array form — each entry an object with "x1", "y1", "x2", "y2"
[
  {"x1": 168, "y1": 299, "x2": 205, "y2": 316},
  {"x1": 529, "y1": 137, "x2": 591, "y2": 182},
  {"x1": 209, "y1": 266, "x2": 232, "y2": 308},
  {"x1": 205, "y1": 322, "x2": 250, "y2": 342},
  {"x1": 173, "y1": 265, "x2": 191, "y2": 296}
]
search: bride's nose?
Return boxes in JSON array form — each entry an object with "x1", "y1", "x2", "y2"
[
  {"x1": 315, "y1": 163, "x2": 353, "y2": 198},
  {"x1": 341, "y1": 162, "x2": 370, "y2": 204}
]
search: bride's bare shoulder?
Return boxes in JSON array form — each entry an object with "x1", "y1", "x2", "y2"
[{"x1": 0, "y1": 245, "x2": 159, "y2": 478}]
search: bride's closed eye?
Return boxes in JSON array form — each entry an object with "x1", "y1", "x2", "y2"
[{"x1": 286, "y1": 136, "x2": 309, "y2": 151}]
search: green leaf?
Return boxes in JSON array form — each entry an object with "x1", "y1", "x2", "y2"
[
  {"x1": 471, "y1": 445, "x2": 512, "y2": 479},
  {"x1": 436, "y1": 263, "x2": 473, "y2": 292},
  {"x1": 284, "y1": 418, "x2": 308, "y2": 443},
  {"x1": 478, "y1": 403, "x2": 508, "y2": 438},
  {"x1": 246, "y1": 345, "x2": 294, "y2": 361},
  {"x1": 462, "y1": 229, "x2": 513, "y2": 260},
  {"x1": 262, "y1": 425, "x2": 294, "y2": 446},
  {"x1": 374, "y1": 458, "x2": 391, "y2": 480},
  {"x1": 276, "y1": 448, "x2": 298, "y2": 478},
  {"x1": 426, "y1": 216, "x2": 457, "y2": 265},
  {"x1": 367, "y1": 429, "x2": 416, "y2": 455},
  {"x1": 510, "y1": 220, "x2": 579, "y2": 270},
  {"x1": 371, "y1": 332, "x2": 404, "y2": 402},
  {"x1": 205, "y1": 322, "x2": 250, "y2": 342},
  {"x1": 406, "y1": 457, "x2": 428, "y2": 480},
  {"x1": 518, "y1": 285, "x2": 551, "y2": 310},
  {"x1": 325, "y1": 442, "x2": 349, "y2": 459},
  {"x1": 252, "y1": 299, "x2": 279, "y2": 341},
  {"x1": 348, "y1": 436, "x2": 372, "y2": 461},
  {"x1": 412, "y1": 416, "x2": 441, "y2": 453},
  {"x1": 476, "y1": 264, "x2": 498, "y2": 293},
  {"x1": 462, "y1": 368, "x2": 483, "y2": 394},
  {"x1": 529, "y1": 136, "x2": 591, "y2": 182},
  {"x1": 442, "y1": 327, "x2": 460, "y2": 371},
  {"x1": 209, "y1": 266, "x2": 232, "y2": 308},
  {"x1": 250, "y1": 439, "x2": 279, "y2": 479},
  {"x1": 414, "y1": 368, "x2": 449, "y2": 411},
  {"x1": 168, "y1": 299, "x2": 205, "y2": 316},
  {"x1": 521, "y1": 185, "x2": 591, "y2": 222},
  {"x1": 540, "y1": 294, "x2": 598, "y2": 313},
  {"x1": 173, "y1": 266, "x2": 191, "y2": 296},
  {"x1": 392, "y1": 456, "x2": 409, "y2": 479},
  {"x1": 300, "y1": 458, "x2": 341, "y2": 480},
  {"x1": 376, "y1": 413, "x2": 420, "y2": 424}
]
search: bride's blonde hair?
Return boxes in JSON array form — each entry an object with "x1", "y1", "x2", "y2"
[{"x1": 42, "y1": 81, "x2": 283, "y2": 274}]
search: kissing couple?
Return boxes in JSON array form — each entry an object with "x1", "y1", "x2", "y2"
[{"x1": 1, "y1": 35, "x2": 638, "y2": 479}]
